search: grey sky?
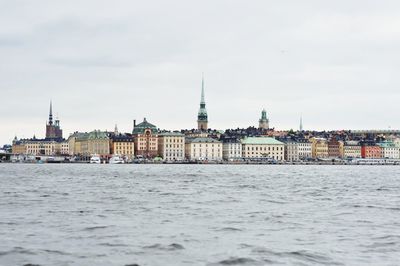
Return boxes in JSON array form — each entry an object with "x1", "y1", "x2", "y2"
[{"x1": 1, "y1": 0, "x2": 400, "y2": 144}]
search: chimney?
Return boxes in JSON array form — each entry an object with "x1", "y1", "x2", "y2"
[{"x1": 133, "y1": 119, "x2": 136, "y2": 127}]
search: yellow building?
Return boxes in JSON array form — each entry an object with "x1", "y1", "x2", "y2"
[
  {"x1": 67, "y1": 131, "x2": 110, "y2": 156},
  {"x1": 12, "y1": 142, "x2": 26, "y2": 154},
  {"x1": 241, "y1": 137, "x2": 284, "y2": 161},
  {"x1": 158, "y1": 132, "x2": 185, "y2": 161},
  {"x1": 311, "y1": 137, "x2": 328, "y2": 159},
  {"x1": 185, "y1": 137, "x2": 222, "y2": 161},
  {"x1": 67, "y1": 132, "x2": 89, "y2": 155},
  {"x1": 87, "y1": 130, "x2": 110, "y2": 156},
  {"x1": 111, "y1": 134, "x2": 135, "y2": 157}
]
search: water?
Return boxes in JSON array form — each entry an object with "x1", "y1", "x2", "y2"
[{"x1": 0, "y1": 164, "x2": 399, "y2": 266}]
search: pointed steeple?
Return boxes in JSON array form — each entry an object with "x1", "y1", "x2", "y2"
[
  {"x1": 201, "y1": 73, "x2": 205, "y2": 104},
  {"x1": 48, "y1": 100, "x2": 53, "y2": 125},
  {"x1": 197, "y1": 74, "x2": 208, "y2": 130},
  {"x1": 114, "y1": 124, "x2": 118, "y2": 135},
  {"x1": 300, "y1": 115, "x2": 303, "y2": 132}
]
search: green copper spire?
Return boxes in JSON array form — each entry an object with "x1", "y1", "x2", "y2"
[{"x1": 259, "y1": 108, "x2": 269, "y2": 129}]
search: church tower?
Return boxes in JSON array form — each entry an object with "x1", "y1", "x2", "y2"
[
  {"x1": 258, "y1": 109, "x2": 269, "y2": 129},
  {"x1": 197, "y1": 75, "x2": 208, "y2": 130},
  {"x1": 45, "y1": 101, "x2": 63, "y2": 139}
]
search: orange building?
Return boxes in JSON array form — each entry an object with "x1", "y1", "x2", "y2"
[
  {"x1": 361, "y1": 145, "x2": 382, "y2": 159},
  {"x1": 132, "y1": 118, "x2": 158, "y2": 158}
]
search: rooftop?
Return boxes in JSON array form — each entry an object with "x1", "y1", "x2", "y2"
[
  {"x1": 241, "y1": 137, "x2": 284, "y2": 145},
  {"x1": 159, "y1": 132, "x2": 185, "y2": 137},
  {"x1": 186, "y1": 137, "x2": 221, "y2": 144}
]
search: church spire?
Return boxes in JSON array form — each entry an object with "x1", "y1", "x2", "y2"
[
  {"x1": 48, "y1": 100, "x2": 53, "y2": 125},
  {"x1": 300, "y1": 115, "x2": 303, "y2": 132},
  {"x1": 197, "y1": 74, "x2": 208, "y2": 130},
  {"x1": 201, "y1": 73, "x2": 205, "y2": 104}
]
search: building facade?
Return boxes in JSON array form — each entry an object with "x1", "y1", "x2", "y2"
[
  {"x1": 158, "y1": 132, "x2": 185, "y2": 161},
  {"x1": 185, "y1": 137, "x2": 222, "y2": 161},
  {"x1": 132, "y1": 118, "x2": 158, "y2": 158},
  {"x1": 328, "y1": 139, "x2": 341, "y2": 158},
  {"x1": 222, "y1": 139, "x2": 242, "y2": 160},
  {"x1": 361, "y1": 145, "x2": 382, "y2": 159},
  {"x1": 298, "y1": 139, "x2": 312, "y2": 159},
  {"x1": 339, "y1": 141, "x2": 361, "y2": 159},
  {"x1": 87, "y1": 130, "x2": 110, "y2": 156},
  {"x1": 284, "y1": 140, "x2": 299, "y2": 161},
  {"x1": 111, "y1": 134, "x2": 135, "y2": 157},
  {"x1": 377, "y1": 142, "x2": 399, "y2": 159},
  {"x1": 241, "y1": 137, "x2": 284, "y2": 161},
  {"x1": 311, "y1": 138, "x2": 328, "y2": 159}
]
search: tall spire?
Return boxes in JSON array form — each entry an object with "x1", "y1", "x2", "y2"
[
  {"x1": 201, "y1": 73, "x2": 205, "y2": 104},
  {"x1": 300, "y1": 115, "x2": 303, "y2": 132},
  {"x1": 48, "y1": 100, "x2": 53, "y2": 125},
  {"x1": 197, "y1": 73, "x2": 208, "y2": 130}
]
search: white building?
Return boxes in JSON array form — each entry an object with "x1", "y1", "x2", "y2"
[
  {"x1": 158, "y1": 132, "x2": 185, "y2": 161},
  {"x1": 377, "y1": 141, "x2": 400, "y2": 159},
  {"x1": 340, "y1": 141, "x2": 361, "y2": 159},
  {"x1": 185, "y1": 137, "x2": 222, "y2": 161},
  {"x1": 241, "y1": 137, "x2": 285, "y2": 161},
  {"x1": 284, "y1": 140, "x2": 299, "y2": 161},
  {"x1": 222, "y1": 139, "x2": 242, "y2": 160},
  {"x1": 61, "y1": 141, "x2": 69, "y2": 155},
  {"x1": 298, "y1": 139, "x2": 312, "y2": 160}
]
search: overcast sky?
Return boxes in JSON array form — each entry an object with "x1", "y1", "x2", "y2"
[{"x1": 1, "y1": 0, "x2": 400, "y2": 144}]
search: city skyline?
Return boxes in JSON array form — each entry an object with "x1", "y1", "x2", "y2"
[{"x1": 2, "y1": 1, "x2": 400, "y2": 145}]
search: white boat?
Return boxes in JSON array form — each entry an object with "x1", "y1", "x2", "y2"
[
  {"x1": 90, "y1": 155, "x2": 101, "y2": 164},
  {"x1": 109, "y1": 155, "x2": 124, "y2": 164}
]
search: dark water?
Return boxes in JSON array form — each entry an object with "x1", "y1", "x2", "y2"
[{"x1": 1, "y1": 164, "x2": 399, "y2": 266}]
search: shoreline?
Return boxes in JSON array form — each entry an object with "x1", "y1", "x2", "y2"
[{"x1": 1, "y1": 160, "x2": 399, "y2": 166}]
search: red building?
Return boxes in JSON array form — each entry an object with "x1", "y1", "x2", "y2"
[
  {"x1": 361, "y1": 145, "x2": 381, "y2": 159},
  {"x1": 45, "y1": 101, "x2": 63, "y2": 140}
]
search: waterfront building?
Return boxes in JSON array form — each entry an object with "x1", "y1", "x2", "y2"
[
  {"x1": 61, "y1": 141, "x2": 69, "y2": 155},
  {"x1": 132, "y1": 118, "x2": 158, "y2": 158},
  {"x1": 339, "y1": 141, "x2": 362, "y2": 159},
  {"x1": 310, "y1": 137, "x2": 328, "y2": 159},
  {"x1": 111, "y1": 134, "x2": 135, "y2": 157},
  {"x1": 24, "y1": 139, "x2": 68, "y2": 156},
  {"x1": 185, "y1": 137, "x2": 222, "y2": 161},
  {"x1": 197, "y1": 76, "x2": 208, "y2": 131},
  {"x1": 361, "y1": 145, "x2": 382, "y2": 159},
  {"x1": 298, "y1": 139, "x2": 312, "y2": 160},
  {"x1": 258, "y1": 109, "x2": 269, "y2": 129},
  {"x1": 67, "y1": 132, "x2": 89, "y2": 155},
  {"x1": 11, "y1": 137, "x2": 26, "y2": 154},
  {"x1": 328, "y1": 139, "x2": 341, "y2": 158},
  {"x1": 241, "y1": 137, "x2": 284, "y2": 161},
  {"x1": 45, "y1": 101, "x2": 63, "y2": 140},
  {"x1": 87, "y1": 130, "x2": 110, "y2": 156},
  {"x1": 222, "y1": 138, "x2": 242, "y2": 160},
  {"x1": 283, "y1": 140, "x2": 299, "y2": 161},
  {"x1": 377, "y1": 141, "x2": 400, "y2": 159},
  {"x1": 158, "y1": 132, "x2": 185, "y2": 161}
]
